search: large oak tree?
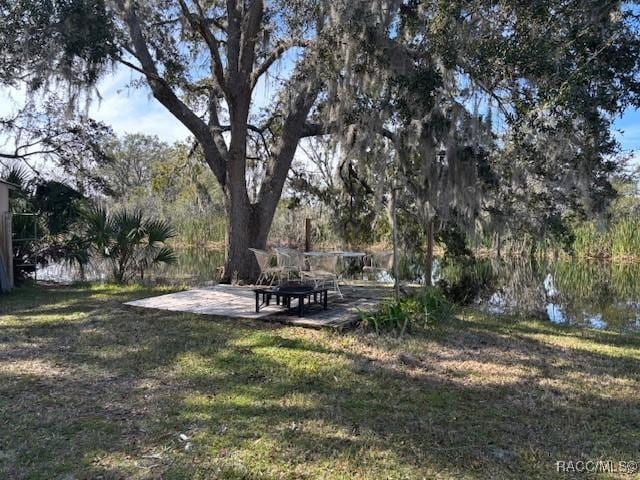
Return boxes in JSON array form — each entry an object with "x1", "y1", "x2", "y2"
[{"x1": 2, "y1": 0, "x2": 640, "y2": 281}]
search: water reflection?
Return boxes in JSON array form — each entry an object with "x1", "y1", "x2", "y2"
[
  {"x1": 466, "y1": 258, "x2": 640, "y2": 332},
  {"x1": 38, "y1": 248, "x2": 225, "y2": 286}
]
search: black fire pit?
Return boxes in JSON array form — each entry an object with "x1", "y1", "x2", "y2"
[
  {"x1": 278, "y1": 283, "x2": 313, "y2": 294},
  {"x1": 253, "y1": 283, "x2": 329, "y2": 316}
]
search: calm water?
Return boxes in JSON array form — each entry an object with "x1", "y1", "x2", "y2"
[
  {"x1": 449, "y1": 258, "x2": 640, "y2": 332},
  {"x1": 38, "y1": 248, "x2": 225, "y2": 285},
  {"x1": 37, "y1": 249, "x2": 640, "y2": 332}
]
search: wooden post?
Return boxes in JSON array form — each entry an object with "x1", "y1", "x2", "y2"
[{"x1": 305, "y1": 218, "x2": 312, "y2": 252}]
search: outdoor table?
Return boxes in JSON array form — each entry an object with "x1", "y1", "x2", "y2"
[
  {"x1": 303, "y1": 251, "x2": 366, "y2": 257},
  {"x1": 334, "y1": 251, "x2": 366, "y2": 258},
  {"x1": 253, "y1": 285, "x2": 329, "y2": 317},
  {"x1": 303, "y1": 251, "x2": 367, "y2": 281}
]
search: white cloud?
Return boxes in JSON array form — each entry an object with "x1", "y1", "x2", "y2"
[
  {"x1": 89, "y1": 67, "x2": 190, "y2": 143},
  {"x1": 627, "y1": 150, "x2": 640, "y2": 169},
  {"x1": 0, "y1": 86, "x2": 26, "y2": 117},
  {"x1": 0, "y1": 67, "x2": 191, "y2": 147}
]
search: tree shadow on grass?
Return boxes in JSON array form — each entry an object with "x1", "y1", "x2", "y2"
[
  {"x1": 444, "y1": 315, "x2": 640, "y2": 383},
  {"x1": 1, "y1": 285, "x2": 639, "y2": 479},
  {"x1": 456, "y1": 310, "x2": 640, "y2": 350},
  {"x1": 181, "y1": 331, "x2": 640, "y2": 476}
]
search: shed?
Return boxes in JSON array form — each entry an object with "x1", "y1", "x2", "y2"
[{"x1": 0, "y1": 179, "x2": 17, "y2": 292}]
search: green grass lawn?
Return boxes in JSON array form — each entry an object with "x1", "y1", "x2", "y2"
[{"x1": 1, "y1": 284, "x2": 639, "y2": 479}]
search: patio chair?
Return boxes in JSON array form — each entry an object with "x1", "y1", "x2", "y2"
[
  {"x1": 301, "y1": 254, "x2": 343, "y2": 298},
  {"x1": 363, "y1": 251, "x2": 394, "y2": 281},
  {"x1": 249, "y1": 248, "x2": 281, "y2": 286},
  {"x1": 274, "y1": 247, "x2": 305, "y2": 281}
]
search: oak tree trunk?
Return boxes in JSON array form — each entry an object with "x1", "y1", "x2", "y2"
[
  {"x1": 222, "y1": 190, "x2": 253, "y2": 283},
  {"x1": 219, "y1": 157, "x2": 282, "y2": 283},
  {"x1": 220, "y1": 190, "x2": 283, "y2": 283},
  {"x1": 221, "y1": 189, "x2": 271, "y2": 283}
]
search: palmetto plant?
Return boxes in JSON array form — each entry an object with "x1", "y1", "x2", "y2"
[
  {"x1": 84, "y1": 207, "x2": 176, "y2": 284},
  {"x1": 359, "y1": 288, "x2": 453, "y2": 336}
]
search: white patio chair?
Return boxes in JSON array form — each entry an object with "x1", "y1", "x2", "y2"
[
  {"x1": 363, "y1": 251, "x2": 394, "y2": 281},
  {"x1": 274, "y1": 247, "x2": 305, "y2": 281},
  {"x1": 249, "y1": 248, "x2": 281, "y2": 286},
  {"x1": 301, "y1": 254, "x2": 343, "y2": 298}
]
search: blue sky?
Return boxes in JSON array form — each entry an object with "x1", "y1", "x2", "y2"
[{"x1": 613, "y1": 109, "x2": 640, "y2": 160}]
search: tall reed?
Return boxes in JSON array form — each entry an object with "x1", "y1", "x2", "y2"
[
  {"x1": 610, "y1": 218, "x2": 640, "y2": 259},
  {"x1": 572, "y1": 219, "x2": 640, "y2": 260},
  {"x1": 174, "y1": 214, "x2": 226, "y2": 246}
]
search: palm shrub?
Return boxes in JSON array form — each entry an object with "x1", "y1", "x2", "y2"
[{"x1": 84, "y1": 207, "x2": 176, "y2": 283}]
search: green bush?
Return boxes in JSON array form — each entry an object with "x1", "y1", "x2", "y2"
[
  {"x1": 415, "y1": 287, "x2": 454, "y2": 324},
  {"x1": 359, "y1": 287, "x2": 453, "y2": 335}
]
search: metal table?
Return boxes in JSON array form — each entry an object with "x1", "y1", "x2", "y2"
[{"x1": 303, "y1": 251, "x2": 367, "y2": 282}]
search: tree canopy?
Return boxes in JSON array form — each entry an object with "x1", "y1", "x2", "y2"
[{"x1": 320, "y1": 1, "x2": 640, "y2": 237}]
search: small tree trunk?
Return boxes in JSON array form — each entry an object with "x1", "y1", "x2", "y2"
[
  {"x1": 305, "y1": 218, "x2": 312, "y2": 252},
  {"x1": 425, "y1": 219, "x2": 434, "y2": 287},
  {"x1": 391, "y1": 186, "x2": 400, "y2": 302}
]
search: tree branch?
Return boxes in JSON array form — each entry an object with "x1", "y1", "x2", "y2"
[
  {"x1": 178, "y1": 0, "x2": 228, "y2": 94},
  {"x1": 116, "y1": 55, "x2": 155, "y2": 78},
  {"x1": 207, "y1": 91, "x2": 230, "y2": 158},
  {"x1": 257, "y1": 81, "x2": 321, "y2": 221},
  {"x1": 215, "y1": 123, "x2": 266, "y2": 134},
  {"x1": 300, "y1": 122, "x2": 398, "y2": 142},
  {"x1": 240, "y1": 0, "x2": 264, "y2": 77},
  {"x1": 226, "y1": 0, "x2": 242, "y2": 78},
  {"x1": 115, "y1": 0, "x2": 227, "y2": 185},
  {"x1": 251, "y1": 38, "x2": 311, "y2": 89},
  {"x1": 0, "y1": 150, "x2": 56, "y2": 160}
]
